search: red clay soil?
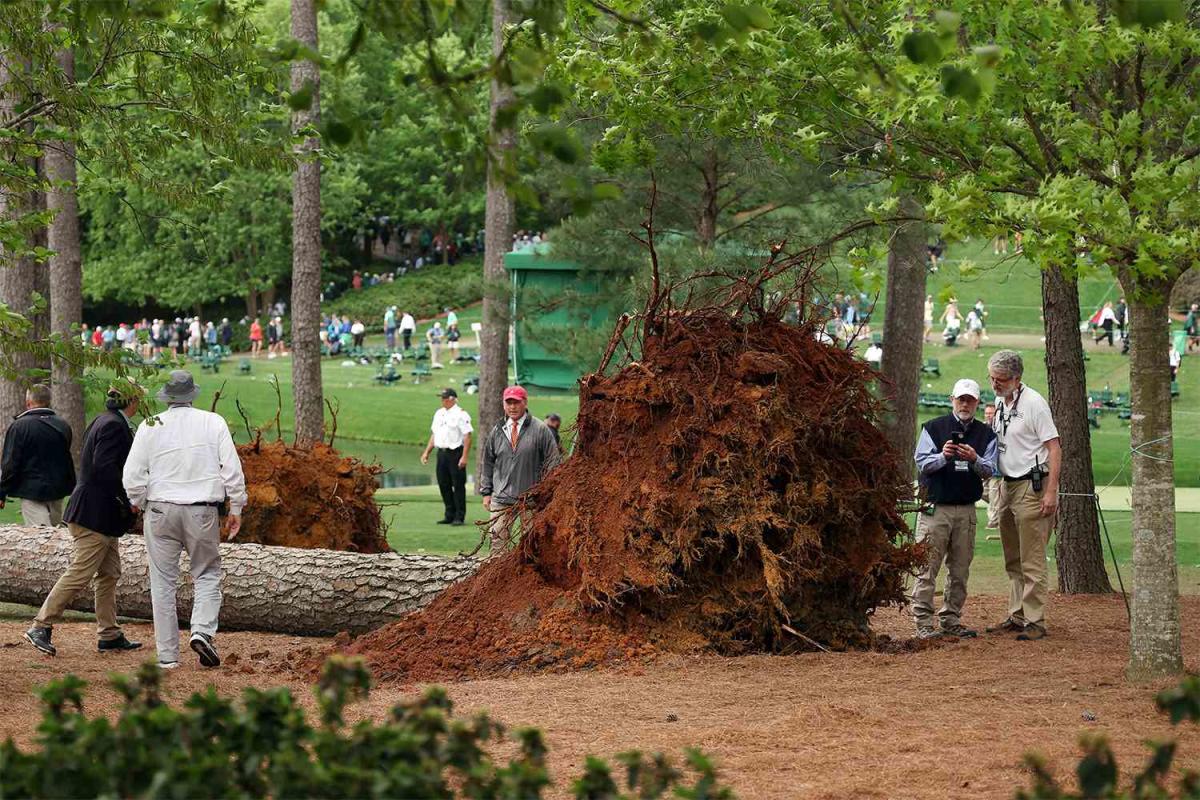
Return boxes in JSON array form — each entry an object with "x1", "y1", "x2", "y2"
[
  {"x1": 344, "y1": 298, "x2": 922, "y2": 683},
  {"x1": 231, "y1": 440, "x2": 389, "y2": 553}
]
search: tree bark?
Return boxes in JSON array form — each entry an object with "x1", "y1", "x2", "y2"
[
  {"x1": 0, "y1": 526, "x2": 478, "y2": 636},
  {"x1": 290, "y1": 0, "x2": 324, "y2": 447},
  {"x1": 478, "y1": 0, "x2": 516, "y2": 487},
  {"x1": 46, "y1": 44, "x2": 85, "y2": 466},
  {"x1": 879, "y1": 195, "x2": 926, "y2": 485},
  {"x1": 1123, "y1": 277, "x2": 1183, "y2": 681},
  {"x1": 1041, "y1": 264, "x2": 1110, "y2": 593},
  {"x1": 0, "y1": 53, "x2": 39, "y2": 431},
  {"x1": 696, "y1": 147, "x2": 719, "y2": 248}
]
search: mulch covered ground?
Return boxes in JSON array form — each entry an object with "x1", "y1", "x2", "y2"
[{"x1": 3, "y1": 593, "x2": 1199, "y2": 799}]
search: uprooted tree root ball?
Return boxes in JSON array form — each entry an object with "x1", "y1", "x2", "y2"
[
  {"x1": 344, "y1": 254, "x2": 921, "y2": 683},
  {"x1": 230, "y1": 440, "x2": 389, "y2": 553}
]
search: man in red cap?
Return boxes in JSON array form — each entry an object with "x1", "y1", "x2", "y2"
[{"x1": 478, "y1": 385, "x2": 561, "y2": 557}]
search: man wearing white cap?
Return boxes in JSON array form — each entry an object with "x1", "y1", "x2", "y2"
[
  {"x1": 123, "y1": 370, "x2": 246, "y2": 670},
  {"x1": 911, "y1": 378, "x2": 999, "y2": 639}
]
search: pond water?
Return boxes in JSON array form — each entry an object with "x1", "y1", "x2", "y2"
[{"x1": 333, "y1": 439, "x2": 476, "y2": 489}]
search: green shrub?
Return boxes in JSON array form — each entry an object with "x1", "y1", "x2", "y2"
[
  {"x1": 1018, "y1": 676, "x2": 1200, "y2": 799},
  {"x1": 0, "y1": 657, "x2": 733, "y2": 800}
]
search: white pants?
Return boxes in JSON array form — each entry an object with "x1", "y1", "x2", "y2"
[{"x1": 143, "y1": 501, "x2": 222, "y2": 663}]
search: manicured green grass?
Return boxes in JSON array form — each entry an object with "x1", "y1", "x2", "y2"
[
  {"x1": 137, "y1": 307, "x2": 579, "y2": 450},
  {"x1": 911, "y1": 342, "x2": 1200, "y2": 487},
  {"x1": 869, "y1": 239, "x2": 1124, "y2": 332}
]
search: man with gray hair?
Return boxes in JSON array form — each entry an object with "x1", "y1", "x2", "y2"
[
  {"x1": 123, "y1": 370, "x2": 246, "y2": 670},
  {"x1": 985, "y1": 350, "x2": 1061, "y2": 641},
  {"x1": 0, "y1": 384, "x2": 75, "y2": 526}
]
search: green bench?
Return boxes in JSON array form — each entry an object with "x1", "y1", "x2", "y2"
[
  {"x1": 198, "y1": 351, "x2": 222, "y2": 373},
  {"x1": 375, "y1": 365, "x2": 400, "y2": 385},
  {"x1": 920, "y1": 359, "x2": 940, "y2": 377},
  {"x1": 1088, "y1": 406, "x2": 1101, "y2": 430},
  {"x1": 238, "y1": 359, "x2": 251, "y2": 374},
  {"x1": 1172, "y1": 381, "x2": 1180, "y2": 399},
  {"x1": 411, "y1": 366, "x2": 432, "y2": 384}
]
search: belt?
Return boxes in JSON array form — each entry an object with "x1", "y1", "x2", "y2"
[
  {"x1": 438, "y1": 445, "x2": 463, "y2": 451},
  {"x1": 1002, "y1": 473, "x2": 1034, "y2": 483}
]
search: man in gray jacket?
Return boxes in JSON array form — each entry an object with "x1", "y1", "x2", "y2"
[{"x1": 479, "y1": 385, "x2": 560, "y2": 557}]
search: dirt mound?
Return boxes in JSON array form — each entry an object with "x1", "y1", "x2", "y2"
[
  {"x1": 344, "y1": 260, "x2": 921, "y2": 682},
  {"x1": 231, "y1": 440, "x2": 389, "y2": 553},
  {"x1": 342, "y1": 557, "x2": 655, "y2": 683}
]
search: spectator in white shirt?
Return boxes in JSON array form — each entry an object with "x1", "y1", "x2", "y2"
[
  {"x1": 122, "y1": 370, "x2": 246, "y2": 671},
  {"x1": 420, "y1": 388, "x2": 474, "y2": 525},
  {"x1": 399, "y1": 311, "x2": 416, "y2": 351}
]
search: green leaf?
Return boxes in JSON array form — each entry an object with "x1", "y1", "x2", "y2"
[
  {"x1": 287, "y1": 80, "x2": 314, "y2": 111},
  {"x1": 531, "y1": 125, "x2": 582, "y2": 164},
  {"x1": 934, "y1": 10, "x2": 961, "y2": 34},
  {"x1": 902, "y1": 32, "x2": 942, "y2": 64},
  {"x1": 1114, "y1": 0, "x2": 1184, "y2": 27},
  {"x1": 973, "y1": 44, "x2": 1002, "y2": 68},
  {"x1": 324, "y1": 120, "x2": 353, "y2": 146},
  {"x1": 721, "y1": 5, "x2": 772, "y2": 32},
  {"x1": 940, "y1": 66, "x2": 981, "y2": 104},
  {"x1": 528, "y1": 83, "x2": 566, "y2": 114}
]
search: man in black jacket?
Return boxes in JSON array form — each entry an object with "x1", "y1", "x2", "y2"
[
  {"x1": 0, "y1": 384, "x2": 75, "y2": 526},
  {"x1": 24, "y1": 389, "x2": 142, "y2": 656},
  {"x1": 910, "y1": 379, "x2": 999, "y2": 639}
]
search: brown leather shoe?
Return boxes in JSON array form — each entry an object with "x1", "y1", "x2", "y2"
[
  {"x1": 1016, "y1": 624, "x2": 1047, "y2": 641},
  {"x1": 985, "y1": 618, "x2": 1025, "y2": 634}
]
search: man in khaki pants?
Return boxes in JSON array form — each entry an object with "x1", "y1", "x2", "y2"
[
  {"x1": 912, "y1": 379, "x2": 998, "y2": 638},
  {"x1": 984, "y1": 350, "x2": 1061, "y2": 641},
  {"x1": 24, "y1": 388, "x2": 142, "y2": 656}
]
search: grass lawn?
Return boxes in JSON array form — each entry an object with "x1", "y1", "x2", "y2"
[{"x1": 869, "y1": 238, "x2": 1125, "y2": 333}]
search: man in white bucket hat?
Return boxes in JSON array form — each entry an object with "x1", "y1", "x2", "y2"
[{"x1": 123, "y1": 370, "x2": 246, "y2": 670}]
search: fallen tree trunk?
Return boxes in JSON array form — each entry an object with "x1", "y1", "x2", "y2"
[{"x1": 0, "y1": 526, "x2": 477, "y2": 636}]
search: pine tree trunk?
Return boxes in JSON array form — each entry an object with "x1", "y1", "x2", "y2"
[
  {"x1": 46, "y1": 44, "x2": 85, "y2": 466},
  {"x1": 0, "y1": 53, "x2": 38, "y2": 430},
  {"x1": 477, "y1": 0, "x2": 516, "y2": 487},
  {"x1": 0, "y1": 526, "x2": 477, "y2": 636},
  {"x1": 1123, "y1": 279, "x2": 1183, "y2": 681},
  {"x1": 696, "y1": 148, "x2": 719, "y2": 248},
  {"x1": 1042, "y1": 264, "x2": 1110, "y2": 593},
  {"x1": 290, "y1": 0, "x2": 324, "y2": 447},
  {"x1": 879, "y1": 195, "x2": 926, "y2": 484}
]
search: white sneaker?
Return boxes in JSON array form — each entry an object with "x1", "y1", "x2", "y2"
[{"x1": 159, "y1": 661, "x2": 180, "y2": 670}]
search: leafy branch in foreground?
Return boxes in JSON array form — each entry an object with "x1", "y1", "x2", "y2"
[{"x1": 0, "y1": 656, "x2": 733, "y2": 800}]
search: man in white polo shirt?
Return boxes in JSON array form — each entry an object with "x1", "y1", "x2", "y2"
[
  {"x1": 984, "y1": 350, "x2": 1061, "y2": 641},
  {"x1": 421, "y1": 388, "x2": 473, "y2": 526}
]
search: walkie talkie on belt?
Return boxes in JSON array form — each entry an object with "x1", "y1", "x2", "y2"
[{"x1": 1030, "y1": 456, "x2": 1047, "y2": 492}]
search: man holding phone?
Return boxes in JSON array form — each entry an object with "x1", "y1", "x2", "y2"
[{"x1": 911, "y1": 378, "x2": 999, "y2": 639}]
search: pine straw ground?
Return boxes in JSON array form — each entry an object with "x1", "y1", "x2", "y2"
[{"x1": 2, "y1": 595, "x2": 1199, "y2": 799}]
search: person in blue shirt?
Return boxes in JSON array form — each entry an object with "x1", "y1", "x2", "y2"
[{"x1": 911, "y1": 378, "x2": 999, "y2": 639}]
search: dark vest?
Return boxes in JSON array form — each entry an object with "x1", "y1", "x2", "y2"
[{"x1": 920, "y1": 415, "x2": 996, "y2": 505}]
